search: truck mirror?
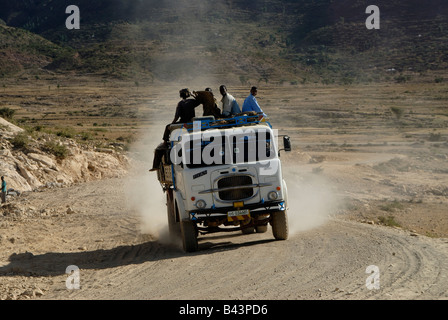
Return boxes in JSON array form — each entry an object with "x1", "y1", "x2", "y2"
[{"x1": 283, "y1": 135, "x2": 291, "y2": 152}]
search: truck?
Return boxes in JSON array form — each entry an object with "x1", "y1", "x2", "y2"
[{"x1": 154, "y1": 113, "x2": 291, "y2": 252}]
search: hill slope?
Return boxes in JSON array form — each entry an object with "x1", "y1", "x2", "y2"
[
  {"x1": 0, "y1": 24, "x2": 76, "y2": 77},
  {"x1": 0, "y1": 0, "x2": 447, "y2": 84}
]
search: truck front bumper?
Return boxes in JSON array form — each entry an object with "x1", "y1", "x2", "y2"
[{"x1": 188, "y1": 200, "x2": 286, "y2": 222}]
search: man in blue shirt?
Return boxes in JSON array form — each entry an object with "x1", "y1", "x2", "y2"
[{"x1": 242, "y1": 86, "x2": 266, "y2": 117}]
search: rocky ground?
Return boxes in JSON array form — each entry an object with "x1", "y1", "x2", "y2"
[{"x1": 0, "y1": 116, "x2": 129, "y2": 194}]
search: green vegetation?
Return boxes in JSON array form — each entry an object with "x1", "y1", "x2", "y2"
[
  {"x1": 55, "y1": 127, "x2": 76, "y2": 139},
  {"x1": 395, "y1": 75, "x2": 412, "y2": 83},
  {"x1": 378, "y1": 216, "x2": 401, "y2": 228},
  {"x1": 42, "y1": 141, "x2": 68, "y2": 160},
  {"x1": 0, "y1": 107, "x2": 16, "y2": 119},
  {"x1": 379, "y1": 200, "x2": 405, "y2": 212},
  {"x1": 10, "y1": 132, "x2": 29, "y2": 149},
  {"x1": 390, "y1": 107, "x2": 404, "y2": 120}
]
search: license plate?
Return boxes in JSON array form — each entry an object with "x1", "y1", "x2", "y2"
[{"x1": 227, "y1": 209, "x2": 250, "y2": 221}]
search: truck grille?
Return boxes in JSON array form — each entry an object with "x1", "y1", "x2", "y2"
[{"x1": 217, "y1": 175, "x2": 253, "y2": 201}]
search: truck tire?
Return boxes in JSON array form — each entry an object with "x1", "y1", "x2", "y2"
[
  {"x1": 180, "y1": 220, "x2": 198, "y2": 252},
  {"x1": 166, "y1": 190, "x2": 180, "y2": 240},
  {"x1": 271, "y1": 211, "x2": 288, "y2": 240},
  {"x1": 255, "y1": 225, "x2": 268, "y2": 233}
]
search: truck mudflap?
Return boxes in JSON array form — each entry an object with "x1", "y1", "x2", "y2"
[{"x1": 188, "y1": 200, "x2": 286, "y2": 222}]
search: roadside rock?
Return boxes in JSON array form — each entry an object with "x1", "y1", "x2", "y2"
[
  {"x1": 0, "y1": 117, "x2": 24, "y2": 137},
  {"x1": 0, "y1": 116, "x2": 130, "y2": 194},
  {"x1": 66, "y1": 207, "x2": 75, "y2": 214},
  {"x1": 27, "y1": 153, "x2": 57, "y2": 170},
  {"x1": 15, "y1": 163, "x2": 41, "y2": 187}
]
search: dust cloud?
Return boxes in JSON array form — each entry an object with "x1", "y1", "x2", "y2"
[
  {"x1": 120, "y1": 2, "x2": 226, "y2": 242},
  {"x1": 282, "y1": 165, "x2": 341, "y2": 235},
  {"x1": 123, "y1": 122, "x2": 171, "y2": 243}
]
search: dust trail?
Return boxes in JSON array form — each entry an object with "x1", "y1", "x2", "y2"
[
  {"x1": 283, "y1": 165, "x2": 341, "y2": 235},
  {"x1": 123, "y1": 122, "x2": 171, "y2": 243}
]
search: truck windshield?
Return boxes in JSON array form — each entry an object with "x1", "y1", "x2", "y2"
[{"x1": 184, "y1": 130, "x2": 276, "y2": 169}]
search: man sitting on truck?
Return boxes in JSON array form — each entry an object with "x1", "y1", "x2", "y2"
[
  {"x1": 191, "y1": 88, "x2": 221, "y2": 119},
  {"x1": 242, "y1": 86, "x2": 267, "y2": 117},
  {"x1": 151, "y1": 88, "x2": 201, "y2": 171},
  {"x1": 160, "y1": 88, "x2": 200, "y2": 141},
  {"x1": 219, "y1": 85, "x2": 241, "y2": 118},
  {"x1": 173, "y1": 88, "x2": 201, "y2": 123}
]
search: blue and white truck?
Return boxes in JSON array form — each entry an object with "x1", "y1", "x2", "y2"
[{"x1": 154, "y1": 114, "x2": 291, "y2": 252}]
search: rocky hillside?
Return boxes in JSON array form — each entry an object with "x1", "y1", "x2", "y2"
[{"x1": 0, "y1": 117, "x2": 129, "y2": 195}]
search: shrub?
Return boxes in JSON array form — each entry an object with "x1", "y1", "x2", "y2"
[
  {"x1": 379, "y1": 200, "x2": 404, "y2": 212},
  {"x1": 42, "y1": 141, "x2": 68, "y2": 160},
  {"x1": 11, "y1": 132, "x2": 29, "y2": 149},
  {"x1": 390, "y1": 107, "x2": 404, "y2": 120},
  {"x1": 79, "y1": 132, "x2": 92, "y2": 141},
  {"x1": 395, "y1": 74, "x2": 412, "y2": 83},
  {"x1": 0, "y1": 107, "x2": 16, "y2": 119},
  {"x1": 378, "y1": 216, "x2": 401, "y2": 227},
  {"x1": 55, "y1": 128, "x2": 76, "y2": 139}
]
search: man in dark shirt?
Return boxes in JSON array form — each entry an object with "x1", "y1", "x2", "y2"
[
  {"x1": 172, "y1": 89, "x2": 201, "y2": 124},
  {"x1": 151, "y1": 89, "x2": 200, "y2": 171},
  {"x1": 163, "y1": 88, "x2": 200, "y2": 141}
]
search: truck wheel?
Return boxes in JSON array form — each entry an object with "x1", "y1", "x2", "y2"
[
  {"x1": 180, "y1": 221, "x2": 198, "y2": 252},
  {"x1": 271, "y1": 211, "x2": 288, "y2": 240},
  {"x1": 166, "y1": 190, "x2": 180, "y2": 240}
]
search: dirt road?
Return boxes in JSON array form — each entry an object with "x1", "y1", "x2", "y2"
[
  {"x1": 0, "y1": 173, "x2": 447, "y2": 300},
  {"x1": 1, "y1": 81, "x2": 447, "y2": 300}
]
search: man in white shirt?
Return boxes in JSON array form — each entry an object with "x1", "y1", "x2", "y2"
[{"x1": 219, "y1": 85, "x2": 241, "y2": 117}]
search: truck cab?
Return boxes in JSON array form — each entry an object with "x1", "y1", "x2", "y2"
[{"x1": 155, "y1": 114, "x2": 291, "y2": 252}]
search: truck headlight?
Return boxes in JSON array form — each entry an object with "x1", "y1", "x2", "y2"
[
  {"x1": 195, "y1": 199, "x2": 206, "y2": 209},
  {"x1": 268, "y1": 191, "x2": 279, "y2": 201}
]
